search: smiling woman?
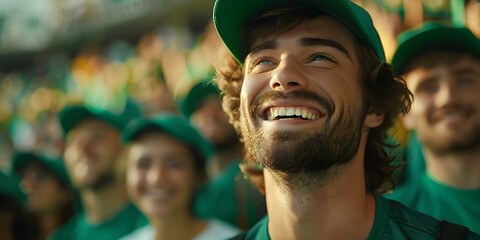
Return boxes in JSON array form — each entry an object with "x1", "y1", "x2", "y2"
[{"x1": 120, "y1": 113, "x2": 241, "y2": 240}]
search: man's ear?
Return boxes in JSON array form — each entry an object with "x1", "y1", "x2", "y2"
[
  {"x1": 364, "y1": 109, "x2": 384, "y2": 128},
  {"x1": 401, "y1": 112, "x2": 416, "y2": 130}
]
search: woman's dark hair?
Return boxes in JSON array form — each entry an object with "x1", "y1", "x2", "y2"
[{"x1": 214, "y1": 6, "x2": 412, "y2": 194}]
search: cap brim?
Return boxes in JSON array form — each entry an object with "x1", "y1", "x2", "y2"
[
  {"x1": 121, "y1": 113, "x2": 213, "y2": 161},
  {"x1": 213, "y1": 0, "x2": 385, "y2": 63},
  {"x1": 11, "y1": 152, "x2": 72, "y2": 187},
  {"x1": 59, "y1": 106, "x2": 123, "y2": 135}
]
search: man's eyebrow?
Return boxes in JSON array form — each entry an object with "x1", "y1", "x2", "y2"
[
  {"x1": 452, "y1": 67, "x2": 479, "y2": 76},
  {"x1": 299, "y1": 38, "x2": 351, "y2": 60},
  {"x1": 249, "y1": 40, "x2": 277, "y2": 55}
]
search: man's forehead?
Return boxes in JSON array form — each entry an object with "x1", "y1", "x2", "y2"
[
  {"x1": 403, "y1": 51, "x2": 480, "y2": 74},
  {"x1": 71, "y1": 118, "x2": 118, "y2": 134}
]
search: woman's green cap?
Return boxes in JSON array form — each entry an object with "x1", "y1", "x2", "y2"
[{"x1": 121, "y1": 113, "x2": 214, "y2": 162}]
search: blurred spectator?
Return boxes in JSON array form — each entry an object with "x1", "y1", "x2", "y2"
[
  {"x1": 10, "y1": 151, "x2": 76, "y2": 239},
  {"x1": 452, "y1": 0, "x2": 480, "y2": 38},
  {"x1": 120, "y1": 113, "x2": 241, "y2": 240},
  {"x1": 386, "y1": 22, "x2": 480, "y2": 233},
  {"x1": 0, "y1": 170, "x2": 36, "y2": 240},
  {"x1": 179, "y1": 78, "x2": 267, "y2": 230},
  {"x1": 50, "y1": 101, "x2": 148, "y2": 240}
]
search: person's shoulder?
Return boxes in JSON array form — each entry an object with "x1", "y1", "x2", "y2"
[
  {"x1": 386, "y1": 197, "x2": 440, "y2": 230},
  {"x1": 195, "y1": 219, "x2": 242, "y2": 240},
  {"x1": 119, "y1": 225, "x2": 154, "y2": 240},
  {"x1": 229, "y1": 216, "x2": 269, "y2": 240}
]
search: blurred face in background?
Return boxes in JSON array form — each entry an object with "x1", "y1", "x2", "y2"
[
  {"x1": 190, "y1": 96, "x2": 238, "y2": 150},
  {"x1": 64, "y1": 119, "x2": 123, "y2": 191},
  {"x1": 402, "y1": 52, "x2": 480, "y2": 154},
  {"x1": 466, "y1": 0, "x2": 480, "y2": 38},
  {"x1": 20, "y1": 163, "x2": 70, "y2": 214},
  {"x1": 126, "y1": 132, "x2": 198, "y2": 219}
]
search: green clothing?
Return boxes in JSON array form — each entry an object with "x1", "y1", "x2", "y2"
[
  {"x1": 194, "y1": 160, "x2": 267, "y2": 230},
  {"x1": 403, "y1": 131, "x2": 426, "y2": 184},
  {"x1": 235, "y1": 195, "x2": 480, "y2": 239},
  {"x1": 386, "y1": 173, "x2": 480, "y2": 233},
  {"x1": 49, "y1": 203, "x2": 147, "y2": 240}
]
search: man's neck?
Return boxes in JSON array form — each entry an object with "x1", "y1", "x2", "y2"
[
  {"x1": 264, "y1": 158, "x2": 375, "y2": 240},
  {"x1": 425, "y1": 148, "x2": 480, "y2": 189},
  {"x1": 81, "y1": 182, "x2": 130, "y2": 224}
]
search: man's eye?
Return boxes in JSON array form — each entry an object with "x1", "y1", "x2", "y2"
[
  {"x1": 456, "y1": 78, "x2": 474, "y2": 87},
  {"x1": 310, "y1": 54, "x2": 328, "y2": 62},
  {"x1": 256, "y1": 58, "x2": 273, "y2": 66}
]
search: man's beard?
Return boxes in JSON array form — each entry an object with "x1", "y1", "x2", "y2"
[
  {"x1": 241, "y1": 90, "x2": 367, "y2": 188},
  {"x1": 424, "y1": 123, "x2": 480, "y2": 155},
  {"x1": 88, "y1": 170, "x2": 116, "y2": 191}
]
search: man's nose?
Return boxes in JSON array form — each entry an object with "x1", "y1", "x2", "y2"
[
  {"x1": 269, "y1": 59, "x2": 308, "y2": 92},
  {"x1": 435, "y1": 82, "x2": 460, "y2": 108}
]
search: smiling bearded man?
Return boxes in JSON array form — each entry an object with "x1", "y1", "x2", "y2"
[{"x1": 210, "y1": 0, "x2": 479, "y2": 239}]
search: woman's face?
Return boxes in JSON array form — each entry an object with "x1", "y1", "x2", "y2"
[
  {"x1": 20, "y1": 163, "x2": 71, "y2": 214},
  {"x1": 126, "y1": 132, "x2": 198, "y2": 219}
]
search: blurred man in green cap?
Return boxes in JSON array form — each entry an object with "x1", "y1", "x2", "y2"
[
  {"x1": 120, "y1": 113, "x2": 241, "y2": 240},
  {"x1": 11, "y1": 151, "x2": 76, "y2": 239},
  {"x1": 179, "y1": 78, "x2": 266, "y2": 230},
  {"x1": 211, "y1": 0, "x2": 479, "y2": 239},
  {"x1": 386, "y1": 22, "x2": 480, "y2": 233},
  {"x1": 49, "y1": 102, "x2": 147, "y2": 240}
]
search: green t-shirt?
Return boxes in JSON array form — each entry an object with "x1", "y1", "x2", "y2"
[
  {"x1": 194, "y1": 160, "x2": 267, "y2": 229},
  {"x1": 234, "y1": 195, "x2": 480, "y2": 239},
  {"x1": 386, "y1": 173, "x2": 480, "y2": 233},
  {"x1": 49, "y1": 203, "x2": 148, "y2": 240}
]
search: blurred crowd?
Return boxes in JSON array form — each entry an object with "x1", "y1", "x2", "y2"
[{"x1": 0, "y1": 0, "x2": 479, "y2": 239}]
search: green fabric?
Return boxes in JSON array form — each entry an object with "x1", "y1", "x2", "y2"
[
  {"x1": 235, "y1": 195, "x2": 475, "y2": 240},
  {"x1": 391, "y1": 23, "x2": 480, "y2": 75},
  {"x1": 179, "y1": 80, "x2": 220, "y2": 119},
  {"x1": 386, "y1": 173, "x2": 480, "y2": 234},
  {"x1": 451, "y1": 0, "x2": 466, "y2": 26},
  {"x1": 403, "y1": 131, "x2": 426, "y2": 184},
  {"x1": 48, "y1": 203, "x2": 148, "y2": 240},
  {"x1": 11, "y1": 151, "x2": 72, "y2": 187},
  {"x1": 195, "y1": 160, "x2": 266, "y2": 229},
  {"x1": 59, "y1": 99, "x2": 141, "y2": 135},
  {"x1": 213, "y1": 0, "x2": 385, "y2": 63},
  {"x1": 121, "y1": 113, "x2": 214, "y2": 162},
  {"x1": 0, "y1": 170, "x2": 25, "y2": 204}
]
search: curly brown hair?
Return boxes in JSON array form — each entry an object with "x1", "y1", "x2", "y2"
[{"x1": 213, "y1": 6, "x2": 412, "y2": 194}]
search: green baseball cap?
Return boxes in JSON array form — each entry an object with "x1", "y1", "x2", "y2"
[
  {"x1": 213, "y1": 0, "x2": 386, "y2": 63},
  {"x1": 59, "y1": 99, "x2": 142, "y2": 135},
  {"x1": 391, "y1": 22, "x2": 480, "y2": 75},
  {"x1": 121, "y1": 113, "x2": 214, "y2": 163},
  {"x1": 11, "y1": 151, "x2": 71, "y2": 187},
  {"x1": 179, "y1": 80, "x2": 220, "y2": 119}
]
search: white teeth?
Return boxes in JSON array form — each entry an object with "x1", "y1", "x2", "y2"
[
  {"x1": 301, "y1": 109, "x2": 309, "y2": 119},
  {"x1": 286, "y1": 108, "x2": 295, "y2": 116},
  {"x1": 267, "y1": 107, "x2": 320, "y2": 120}
]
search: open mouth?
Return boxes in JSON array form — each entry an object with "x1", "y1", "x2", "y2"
[{"x1": 264, "y1": 106, "x2": 322, "y2": 121}]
